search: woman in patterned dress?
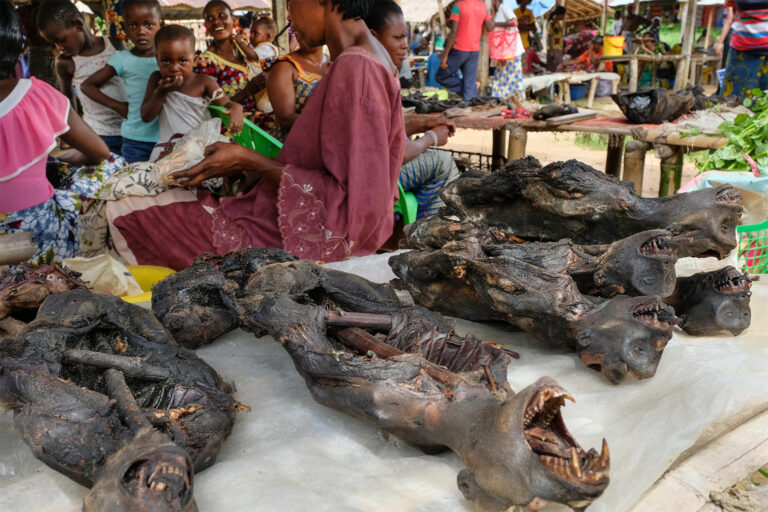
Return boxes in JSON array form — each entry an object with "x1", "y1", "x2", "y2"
[
  {"x1": 260, "y1": 34, "x2": 329, "y2": 141},
  {"x1": 194, "y1": 0, "x2": 260, "y2": 114},
  {"x1": 489, "y1": 0, "x2": 525, "y2": 101}
]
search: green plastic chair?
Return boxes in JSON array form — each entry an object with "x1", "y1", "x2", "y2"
[{"x1": 209, "y1": 105, "x2": 418, "y2": 225}]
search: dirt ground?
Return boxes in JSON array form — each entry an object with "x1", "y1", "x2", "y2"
[{"x1": 444, "y1": 128, "x2": 702, "y2": 198}]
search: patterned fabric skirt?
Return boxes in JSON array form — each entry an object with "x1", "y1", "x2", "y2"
[
  {"x1": 0, "y1": 155, "x2": 125, "y2": 264},
  {"x1": 399, "y1": 149, "x2": 460, "y2": 218},
  {"x1": 724, "y1": 48, "x2": 768, "y2": 98},
  {"x1": 490, "y1": 58, "x2": 525, "y2": 101}
]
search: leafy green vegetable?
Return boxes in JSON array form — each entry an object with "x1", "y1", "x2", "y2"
[{"x1": 698, "y1": 88, "x2": 768, "y2": 173}]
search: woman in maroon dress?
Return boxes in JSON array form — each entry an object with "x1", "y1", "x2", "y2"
[{"x1": 107, "y1": 0, "x2": 405, "y2": 269}]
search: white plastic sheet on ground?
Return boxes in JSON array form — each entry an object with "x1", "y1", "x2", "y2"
[{"x1": 1, "y1": 253, "x2": 767, "y2": 512}]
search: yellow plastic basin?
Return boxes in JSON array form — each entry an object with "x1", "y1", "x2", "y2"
[{"x1": 122, "y1": 265, "x2": 175, "y2": 303}]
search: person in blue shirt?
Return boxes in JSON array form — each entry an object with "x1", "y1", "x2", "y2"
[{"x1": 426, "y1": 36, "x2": 461, "y2": 88}]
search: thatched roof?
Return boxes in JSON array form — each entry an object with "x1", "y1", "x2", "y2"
[
  {"x1": 400, "y1": 0, "x2": 444, "y2": 24},
  {"x1": 545, "y1": 0, "x2": 612, "y2": 21}
]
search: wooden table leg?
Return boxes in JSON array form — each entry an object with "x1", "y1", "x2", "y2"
[
  {"x1": 651, "y1": 62, "x2": 658, "y2": 88},
  {"x1": 506, "y1": 124, "x2": 528, "y2": 161},
  {"x1": 605, "y1": 134, "x2": 625, "y2": 177},
  {"x1": 418, "y1": 68, "x2": 426, "y2": 89},
  {"x1": 563, "y1": 80, "x2": 571, "y2": 103},
  {"x1": 629, "y1": 58, "x2": 639, "y2": 92},
  {"x1": 623, "y1": 140, "x2": 649, "y2": 193},
  {"x1": 492, "y1": 128, "x2": 506, "y2": 169},
  {"x1": 611, "y1": 78, "x2": 619, "y2": 94},
  {"x1": 655, "y1": 143, "x2": 684, "y2": 197},
  {"x1": 587, "y1": 78, "x2": 599, "y2": 108}
]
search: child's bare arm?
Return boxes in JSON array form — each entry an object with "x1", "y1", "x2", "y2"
[
  {"x1": 141, "y1": 71, "x2": 181, "y2": 122},
  {"x1": 81, "y1": 65, "x2": 129, "y2": 118},
  {"x1": 233, "y1": 34, "x2": 259, "y2": 61},
  {"x1": 206, "y1": 75, "x2": 243, "y2": 134},
  {"x1": 55, "y1": 56, "x2": 76, "y2": 106}
]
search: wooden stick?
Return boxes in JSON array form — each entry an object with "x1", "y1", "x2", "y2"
[
  {"x1": 104, "y1": 369, "x2": 151, "y2": 431},
  {"x1": 335, "y1": 328, "x2": 460, "y2": 388},
  {"x1": 64, "y1": 349, "x2": 169, "y2": 381},
  {"x1": 325, "y1": 311, "x2": 393, "y2": 330}
]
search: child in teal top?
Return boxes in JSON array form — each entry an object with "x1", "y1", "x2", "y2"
[{"x1": 82, "y1": 0, "x2": 162, "y2": 162}]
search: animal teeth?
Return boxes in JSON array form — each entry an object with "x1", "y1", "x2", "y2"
[
  {"x1": 600, "y1": 439, "x2": 610, "y2": 467},
  {"x1": 151, "y1": 481, "x2": 167, "y2": 491},
  {"x1": 570, "y1": 447, "x2": 582, "y2": 478}
]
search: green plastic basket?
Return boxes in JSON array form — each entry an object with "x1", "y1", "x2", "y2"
[
  {"x1": 394, "y1": 182, "x2": 418, "y2": 225},
  {"x1": 736, "y1": 218, "x2": 768, "y2": 274},
  {"x1": 208, "y1": 105, "x2": 282, "y2": 158}
]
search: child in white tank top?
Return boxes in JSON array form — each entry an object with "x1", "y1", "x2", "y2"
[{"x1": 38, "y1": 0, "x2": 127, "y2": 155}]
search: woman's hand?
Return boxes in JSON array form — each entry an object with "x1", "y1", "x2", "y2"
[
  {"x1": 169, "y1": 142, "x2": 253, "y2": 186},
  {"x1": 431, "y1": 125, "x2": 451, "y2": 146},
  {"x1": 424, "y1": 116, "x2": 456, "y2": 136}
]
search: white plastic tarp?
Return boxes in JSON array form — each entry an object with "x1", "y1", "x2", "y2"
[{"x1": 1, "y1": 252, "x2": 767, "y2": 512}]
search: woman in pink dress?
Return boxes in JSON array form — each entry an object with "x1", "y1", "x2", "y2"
[
  {"x1": 107, "y1": 0, "x2": 406, "y2": 269},
  {"x1": 0, "y1": 0, "x2": 123, "y2": 263}
]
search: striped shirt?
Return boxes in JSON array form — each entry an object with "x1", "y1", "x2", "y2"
[{"x1": 726, "y1": 0, "x2": 768, "y2": 52}]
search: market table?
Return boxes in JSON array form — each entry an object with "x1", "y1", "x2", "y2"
[
  {"x1": 503, "y1": 114, "x2": 727, "y2": 196},
  {"x1": 1, "y1": 252, "x2": 766, "y2": 512},
  {"x1": 522, "y1": 71, "x2": 620, "y2": 108}
]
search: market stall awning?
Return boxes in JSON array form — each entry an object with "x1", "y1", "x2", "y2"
[
  {"x1": 158, "y1": 0, "x2": 270, "y2": 10},
  {"x1": 609, "y1": 0, "x2": 723, "y2": 6},
  {"x1": 544, "y1": 0, "x2": 612, "y2": 22},
  {"x1": 400, "y1": 0, "x2": 443, "y2": 24}
]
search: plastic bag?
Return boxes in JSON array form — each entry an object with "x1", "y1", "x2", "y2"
[
  {"x1": 612, "y1": 88, "x2": 695, "y2": 124},
  {"x1": 153, "y1": 118, "x2": 229, "y2": 186}
]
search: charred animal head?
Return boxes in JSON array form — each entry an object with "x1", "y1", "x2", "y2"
[
  {"x1": 673, "y1": 266, "x2": 752, "y2": 336},
  {"x1": 85, "y1": 427, "x2": 196, "y2": 512},
  {"x1": 0, "y1": 263, "x2": 87, "y2": 320},
  {"x1": 459, "y1": 377, "x2": 609, "y2": 511},
  {"x1": 595, "y1": 230, "x2": 677, "y2": 297},
  {"x1": 577, "y1": 297, "x2": 675, "y2": 384},
  {"x1": 664, "y1": 185, "x2": 742, "y2": 259}
]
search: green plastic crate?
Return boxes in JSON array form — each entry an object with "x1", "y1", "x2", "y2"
[
  {"x1": 208, "y1": 105, "x2": 282, "y2": 158},
  {"x1": 737, "y1": 218, "x2": 768, "y2": 274}
]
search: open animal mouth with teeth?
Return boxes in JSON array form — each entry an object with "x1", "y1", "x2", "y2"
[
  {"x1": 632, "y1": 301, "x2": 676, "y2": 329},
  {"x1": 523, "y1": 384, "x2": 609, "y2": 487},
  {"x1": 714, "y1": 271, "x2": 750, "y2": 294},
  {"x1": 638, "y1": 235, "x2": 675, "y2": 258},
  {"x1": 122, "y1": 456, "x2": 192, "y2": 510}
]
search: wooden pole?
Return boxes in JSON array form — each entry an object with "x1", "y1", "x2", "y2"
[
  {"x1": 605, "y1": 134, "x2": 625, "y2": 177},
  {"x1": 272, "y1": 0, "x2": 289, "y2": 53},
  {"x1": 623, "y1": 140, "x2": 649, "y2": 193},
  {"x1": 506, "y1": 125, "x2": 528, "y2": 160},
  {"x1": 437, "y1": 0, "x2": 447, "y2": 34},
  {"x1": 704, "y1": 7, "x2": 714, "y2": 49},
  {"x1": 601, "y1": 0, "x2": 608, "y2": 36},
  {"x1": 674, "y1": 0, "x2": 698, "y2": 91},
  {"x1": 478, "y1": 0, "x2": 491, "y2": 93}
]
